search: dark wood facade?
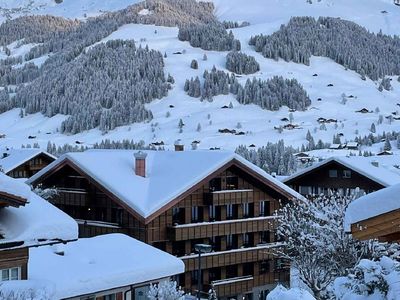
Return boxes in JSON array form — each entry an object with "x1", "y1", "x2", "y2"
[
  {"x1": 6, "y1": 153, "x2": 55, "y2": 179},
  {"x1": 30, "y1": 157, "x2": 294, "y2": 299},
  {"x1": 0, "y1": 247, "x2": 28, "y2": 281},
  {"x1": 284, "y1": 161, "x2": 384, "y2": 197},
  {"x1": 351, "y1": 209, "x2": 400, "y2": 243}
]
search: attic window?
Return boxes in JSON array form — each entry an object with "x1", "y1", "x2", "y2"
[
  {"x1": 329, "y1": 169, "x2": 338, "y2": 178},
  {"x1": 226, "y1": 176, "x2": 238, "y2": 190},
  {"x1": 343, "y1": 170, "x2": 352, "y2": 178}
]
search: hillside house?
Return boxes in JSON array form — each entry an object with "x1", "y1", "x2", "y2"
[
  {"x1": 27, "y1": 149, "x2": 302, "y2": 300},
  {"x1": 283, "y1": 156, "x2": 400, "y2": 197},
  {"x1": 0, "y1": 149, "x2": 55, "y2": 179}
]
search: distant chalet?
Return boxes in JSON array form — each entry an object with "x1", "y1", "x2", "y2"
[
  {"x1": 283, "y1": 156, "x2": 400, "y2": 197},
  {"x1": 0, "y1": 149, "x2": 55, "y2": 178},
  {"x1": 27, "y1": 149, "x2": 302, "y2": 299}
]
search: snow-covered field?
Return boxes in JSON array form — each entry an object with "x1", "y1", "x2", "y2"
[{"x1": 0, "y1": 0, "x2": 399, "y2": 154}]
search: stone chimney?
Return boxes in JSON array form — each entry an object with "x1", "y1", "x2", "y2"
[
  {"x1": 134, "y1": 151, "x2": 147, "y2": 177},
  {"x1": 174, "y1": 140, "x2": 184, "y2": 152}
]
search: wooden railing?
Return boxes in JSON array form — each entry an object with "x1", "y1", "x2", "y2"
[
  {"x1": 203, "y1": 189, "x2": 254, "y2": 205},
  {"x1": 168, "y1": 216, "x2": 277, "y2": 241},
  {"x1": 180, "y1": 244, "x2": 277, "y2": 271}
]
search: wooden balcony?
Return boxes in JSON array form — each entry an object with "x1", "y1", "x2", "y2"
[
  {"x1": 168, "y1": 216, "x2": 277, "y2": 241},
  {"x1": 203, "y1": 189, "x2": 253, "y2": 205},
  {"x1": 57, "y1": 189, "x2": 90, "y2": 206},
  {"x1": 212, "y1": 275, "x2": 254, "y2": 297},
  {"x1": 181, "y1": 244, "x2": 277, "y2": 271}
]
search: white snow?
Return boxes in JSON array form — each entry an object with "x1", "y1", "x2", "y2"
[
  {"x1": 0, "y1": 0, "x2": 399, "y2": 156},
  {"x1": 29, "y1": 233, "x2": 185, "y2": 299},
  {"x1": 266, "y1": 284, "x2": 316, "y2": 300},
  {"x1": 27, "y1": 150, "x2": 302, "y2": 219},
  {"x1": 283, "y1": 155, "x2": 400, "y2": 188},
  {"x1": 0, "y1": 173, "x2": 77, "y2": 247},
  {"x1": 0, "y1": 148, "x2": 55, "y2": 174},
  {"x1": 345, "y1": 183, "x2": 400, "y2": 231}
]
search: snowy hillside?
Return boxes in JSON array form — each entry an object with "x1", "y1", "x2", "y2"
[{"x1": 0, "y1": 0, "x2": 399, "y2": 158}]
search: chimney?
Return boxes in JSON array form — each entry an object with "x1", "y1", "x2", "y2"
[
  {"x1": 174, "y1": 140, "x2": 184, "y2": 152},
  {"x1": 134, "y1": 151, "x2": 147, "y2": 177},
  {"x1": 371, "y1": 161, "x2": 379, "y2": 168}
]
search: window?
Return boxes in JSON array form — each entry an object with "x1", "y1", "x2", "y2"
[
  {"x1": 104, "y1": 294, "x2": 116, "y2": 300},
  {"x1": 226, "y1": 176, "x2": 238, "y2": 190},
  {"x1": 329, "y1": 169, "x2": 338, "y2": 178},
  {"x1": 343, "y1": 170, "x2": 352, "y2": 178},
  {"x1": 243, "y1": 233, "x2": 252, "y2": 247},
  {"x1": 209, "y1": 205, "x2": 216, "y2": 221},
  {"x1": 209, "y1": 178, "x2": 221, "y2": 192},
  {"x1": 1, "y1": 267, "x2": 20, "y2": 281},
  {"x1": 191, "y1": 206, "x2": 199, "y2": 222},
  {"x1": 227, "y1": 204, "x2": 233, "y2": 219},
  {"x1": 80, "y1": 296, "x2": 95, "y2": 300},
  {"x1": 173, "y1": 207, "x2": 185, "y2": 224},
  {"x1": 243, "y1": 263, "x2": 253, "y2": 276},
  {"x1": 260, "y1": 231, "x2": 270, "y2": 244},
  {"x1": 134, "y1": 286, "x2": 150, "y2": 300},
  {"x1": 227, "y1": 234, "x2": 233, "y2": 249},
  {"x1": 243, "y1": 203, "x2": 249, "y2": 217},
  {"x1": 299, "y1": 186, "x2": 312, "y2": 195},
  {"x1": 259, "y1": 261, "x2": 270, "y2": 274},
  {"x1": 191, "y1": 270, "x2": 199, "y2": 285},
  {"x1": 259, "y1": 201, "x2": 270, "y2": 216}
]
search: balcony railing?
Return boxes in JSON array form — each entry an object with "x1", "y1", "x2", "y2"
[
  {"x1": 203, "y1": 189, "x2": 253, "y2": 205},
  {"x1": 180, "y1": 244, "x2": 279, "y2": 271},
  {"x1": 168, "y1": 216, "x2": 277, "y2": 241}
]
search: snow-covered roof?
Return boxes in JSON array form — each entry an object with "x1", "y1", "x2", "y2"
[
  {"x1": 27, "y1": 150, "x2": 302, "y2": 220},
  {"x1": 0, "y1": 173, "x2": 77, "y2": 248},
  {"x1": 0, "y1": 148, "x2": 55, "y2": 174},
  {"x1": 283, "y1": 156, "x2": 400, "y2": 187},
  {"x1": 29, "y1": 233, "x2": 185, "y2": 299},
  {"x1": 344, "y1": 184, "x2": 400, "y2": 232}
]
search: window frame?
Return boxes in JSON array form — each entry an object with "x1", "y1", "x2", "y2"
[{"x1": 1, "y1": 267, "x2": 21, "y2": 281}]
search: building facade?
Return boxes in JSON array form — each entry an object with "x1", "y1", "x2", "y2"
[{"x1": 27, "y1": 150, "x2": 300, "y2": 300}]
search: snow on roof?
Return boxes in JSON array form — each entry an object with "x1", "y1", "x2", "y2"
[
  {"x1": 344, "y1": 184, "x2": 400, "y2": 232},
  {"x1": 27, "y1": 150, "x2": 302, "y2": 219},
  {"x1": 29, "y1": 233, "x2": 185, "y2": 299},
  {"x1": 0, "y1": 173, "x2": 77, "y2": 248},
  {"x1": 283, "y1": 155, "x2": 400, "y2": 187},
  {"x1": 0, "y1": 148, "x2": 55, "y2": 174}
]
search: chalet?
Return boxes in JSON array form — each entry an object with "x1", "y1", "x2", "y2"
[
  {"x1": 0, "y1": 149, "x2": 55, "y2": 179},
  {"x1": 28, "y1": 234, "x2": 184, "y2": 300},
  {"x1": 294, "y1": 152, "x2": 313, "y2": 164},
  {"x1": 345, "y1": 142, "x2": 359, "y2": 150},
  {"x1": 345, "y1": 184, "x2": 400, "y2": 242},
  {"x1": 377, "y1": 150, "x2": 393, "y2": 156},
  {"x1": 27, "y1": 149, "x2": 303, "y2": 300},
  {"x1": 0, "y1": 173, "x2": 77, "y2": 284},
  {"x1": 283, "y1": 156, "x2": 400, "y2": 197},
  {"x1": 329, "y1": 143, "x2": 343, "y2": 150},
  {"x1": 0, "y1": 173, "x2": 183, "y2": 299}
]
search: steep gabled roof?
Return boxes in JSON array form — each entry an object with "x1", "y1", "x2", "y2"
[
  {"x1": 0, "y1": 173, "x2": 78, "y2": 250},
  {"x1": 283, "y1": 156, "x2": 400, "y2": 187},
  {"x1": 27, "y1": 150, "x2": 303, "y2": 222},
  {"x1": 0, "y1": 148, "x2": 56, "y2": 174}
]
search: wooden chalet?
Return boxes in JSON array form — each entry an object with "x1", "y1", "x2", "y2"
[
  {"x1": 283, "y1": 156, "x2": 400, "y2": 197},
  {"x1": 0, "y1": 173, "x2": 77, "y2": 284},
  {"x1": 346, "y1": 184, "x2": 400, "y2": 243},
  {"x1": 0, "y1": 149, "x2": 55, "y2": 179},
  {"x1": 27, "y1": 149, "x2": 302, "y2": 300}
]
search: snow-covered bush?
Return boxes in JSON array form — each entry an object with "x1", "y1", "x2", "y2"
[
  {"x1": 267, "y1": 285, "x2": 316, "y2": 300},
  {"x1": 208, "y1": 285, "x2": 217, "y2": 300},
  {"x1": 275, "y1": 193, "x2": 377, "y2": 299},
  {"x1": 0, "y1": 280, "x2": 55, "y2": 300},
  {"x1": 147, "y1": 280, "x2": 184, "y2": 300},
  {"x1": 32, "y1": 184, "x2": 59, "y2": 200},
  {"x1": 333, "y1": 256, "x2": 400, "y2": 300}
]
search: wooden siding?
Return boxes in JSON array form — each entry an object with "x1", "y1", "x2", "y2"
[
  {"x1": 351, "y1": 209, "x2": 400, "y2": 242},
  {"x1": 168, "y1": 217, "x2": 277, "y2": 241},
  {"x1": 0, "y1": 247, "x2": 28, "y2": 280},
  {"x1": 182, "y1": 245, "x2": 276, "y2": 271},
  {"x1": 6, "y1": 153, "x2": 54, "y2": 179}
]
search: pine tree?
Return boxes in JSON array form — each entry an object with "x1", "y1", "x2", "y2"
[
  {"x1": 190, "y1": 59, "x2": 198, "y2": 69},
  {"x1": 370, "y1": 123, "x2": 376, "y2": 133},
  {"x1": 196, "y1": 123, "x2": 201, "y2": 132},
  {"x1": 384, "y1": 137, "x2": 392, "y2": 151}
]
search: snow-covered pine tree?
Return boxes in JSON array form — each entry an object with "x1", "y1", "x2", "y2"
[
  {"x1": 147, "y1": 280, "x2": 184, "y2": 300},
  {"x1": 208, "y1": 285, "x2": 218, "y2": 300}
]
